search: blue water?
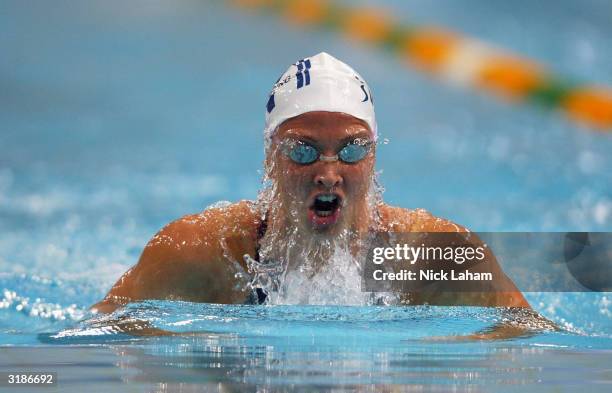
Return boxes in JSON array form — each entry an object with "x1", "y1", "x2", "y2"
[{"x1": 1, "y1": 0, "x2": 611, "y2": 391}]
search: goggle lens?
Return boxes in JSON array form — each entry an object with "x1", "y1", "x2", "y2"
[
  {"x1": 338, "y1": 142, "x2": 370, "y2": 163},
  {"x1": 288, "y1": 142, "x2": 319, "y2": 164}
]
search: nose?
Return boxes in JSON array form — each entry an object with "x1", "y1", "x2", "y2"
[{"x1": 314, "y1": 164, "x2": 343, "y2": 188}]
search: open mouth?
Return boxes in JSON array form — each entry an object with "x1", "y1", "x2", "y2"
[
  {"x1": 308, "y1": 193, "x2": 342, "y2": 228},
  {"x1": 312, "y1": 193, "x2": 341, "y2": 216}
]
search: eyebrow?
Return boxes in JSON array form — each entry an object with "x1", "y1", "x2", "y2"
[
  {"x1": 283, "y1": 131, "x2": 372, "y2": 146},
  {"x1": 339, "y1": 132, "x2": 371, "y2": 144},
  {"x1": 284, "y1": 132, "x2": 318, "y2": 144}
]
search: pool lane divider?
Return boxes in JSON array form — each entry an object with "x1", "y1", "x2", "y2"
[{"x1": 231, "y1": 0, "x2": 612, "y2": 131}]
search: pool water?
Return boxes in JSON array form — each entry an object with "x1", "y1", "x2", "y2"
[
  {"x1": 1, "y1": 0, "x2": 611, "y2": 391},
  {"x1": 2, "y1": 299, "x2": 612, "y2": 391}
]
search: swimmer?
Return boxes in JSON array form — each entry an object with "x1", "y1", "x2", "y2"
[{"x1": 93, "y1": 52, "x2": 529, "y2": 314}]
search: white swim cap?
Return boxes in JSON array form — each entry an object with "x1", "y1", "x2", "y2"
[{"x1": 264, "y1": 52, "x2": 376, "y2": 150}]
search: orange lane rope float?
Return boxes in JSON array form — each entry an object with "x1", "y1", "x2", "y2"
[{"x1": 232, "y1": 0, "x2": 612, "y2": 131}]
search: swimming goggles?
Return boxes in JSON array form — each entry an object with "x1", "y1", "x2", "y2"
[{"x1": 281, "y1": 138, "x2": 373, "y2": 165}]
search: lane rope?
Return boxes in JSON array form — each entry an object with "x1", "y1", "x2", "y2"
[{"x1": 232, "y1": 0, "x2": 612, "y2": 131}]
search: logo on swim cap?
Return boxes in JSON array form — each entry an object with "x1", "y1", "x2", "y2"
[
  {"x1": 295, "y1": 58, "x2": 312, "y2": 89},
  {"x1": 264, "y1": 52, "x2": 377, "y2": 150}
]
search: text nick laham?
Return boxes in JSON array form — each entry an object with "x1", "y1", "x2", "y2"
[{"x1": 372, "y1": 269, "x2": 494, "y2": 281}]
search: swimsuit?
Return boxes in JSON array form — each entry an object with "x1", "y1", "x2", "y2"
[{"x1": 244, "y1": 216, "x2": 268, "y2": 305}]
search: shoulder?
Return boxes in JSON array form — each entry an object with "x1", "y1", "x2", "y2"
[
  {"x1": 378, "y1": 204, "x2": 468, "y2": 232},
  {"x1": 156, "y1": 200, "x2": 261, "y2": 240},
  {"x1": 144, "y1": 200, "x2": 262, "y2": 264}
]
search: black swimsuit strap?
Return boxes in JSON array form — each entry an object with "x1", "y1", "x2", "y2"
[
  {"x1": 254, "y1": 214, "x2": 268, "y2": 262},
  {"x1": 247, "y1": 213, "x2": 268, "y2": 305}
]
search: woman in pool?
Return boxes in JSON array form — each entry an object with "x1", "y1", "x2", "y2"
[{"x1": 93, "y1": 52, "x2": 529, "y2": 314}]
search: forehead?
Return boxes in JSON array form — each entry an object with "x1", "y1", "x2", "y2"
[{"x1": 275, "y1": 111, "x2": 372, "y2": 141}]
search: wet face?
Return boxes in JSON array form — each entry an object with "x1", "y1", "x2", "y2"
[{"x1": 268, "y1": 111, "x2": 375, "y2": 236}]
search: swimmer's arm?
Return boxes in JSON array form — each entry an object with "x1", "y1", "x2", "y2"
[
  {"x1": 91, "y1": 239, "x2": 241, "y2": 313},
  {"x1": 91, "y1": 224, "x2": 244, "y2": 313},
  {"x1": 427, "y1": 308, "x2": 558, "y2": 341},
  {"x1": 381, "y1": 205, "x2": 530, "y2": 308},
  {"x1": 92, "y1": 202, "x2": 259, "y2": 313},
  {"x1": 426, "y1": 322, "x2": 534, "y2": 342}
]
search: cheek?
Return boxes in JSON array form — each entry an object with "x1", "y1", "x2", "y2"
[
  {"x1": 344, "y1": 161, "x2": 374, "y2": 193},
  {"x1": 286, "y1": 173, "x2": 309, "y2": 193},
  {"x1": 274, "y1": 161, "x2": 311, "y2": 194}
]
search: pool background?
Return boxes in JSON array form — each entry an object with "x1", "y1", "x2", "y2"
[{"x1": 1, "y1": 0, "x2": 611, "y2": 391}]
